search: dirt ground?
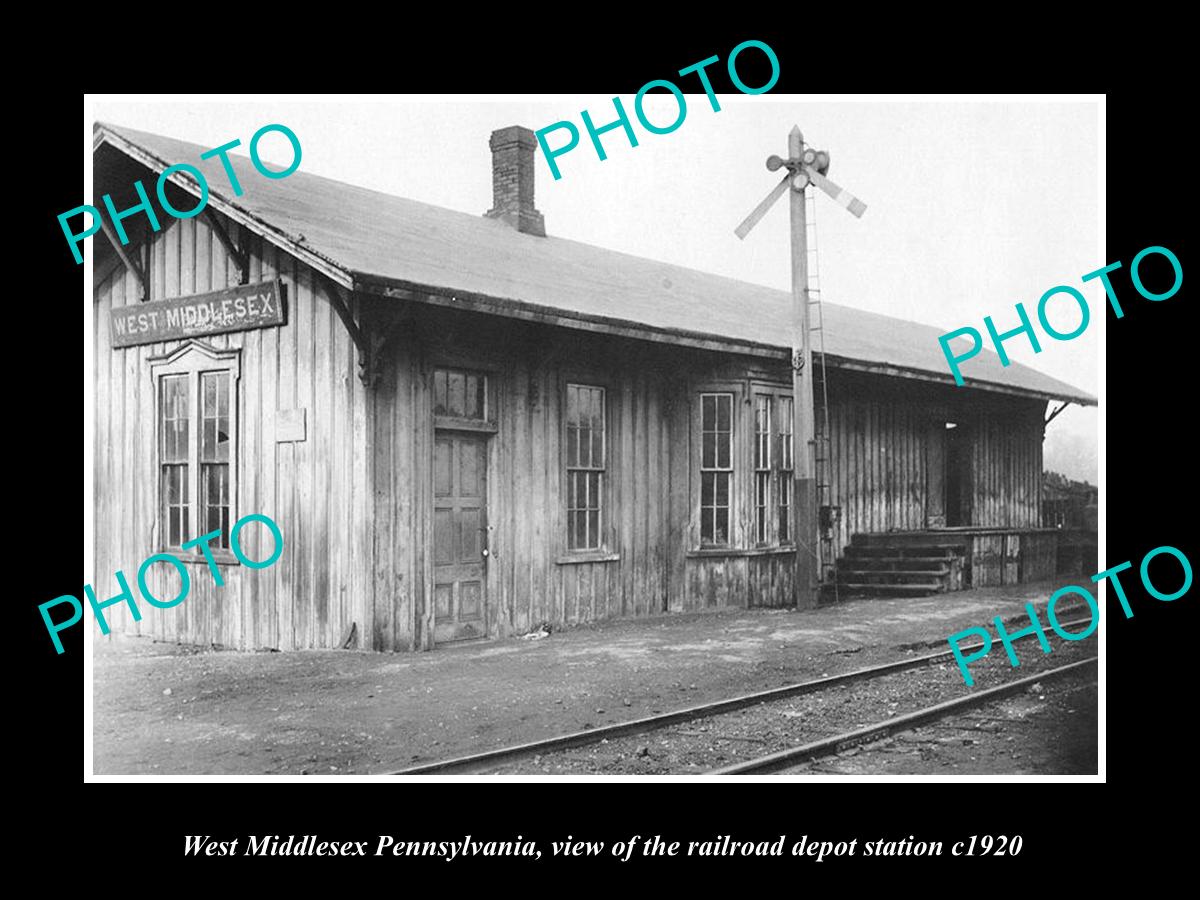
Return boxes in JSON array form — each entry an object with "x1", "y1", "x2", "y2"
[
  {"x1": 91, "y1": 579, "x2": 1098, "y2": 775},
  {"x1": 457, "y1": 634, "x2": 1097, "y2": 776},
  {"x1": 788, "y1": 671, "x2": 1098, "y2": 775}
]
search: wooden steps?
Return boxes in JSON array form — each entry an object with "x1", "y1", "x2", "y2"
[{"x1": 829, "y1": 532, "x2": 968, "y2": 600}]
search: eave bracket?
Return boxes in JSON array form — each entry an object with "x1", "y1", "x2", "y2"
[
  {"x1": 321, "y1": 276, "x2": 406, "y2": 389},
  {"x1": 1045, "y1": 401, "x2": 1071, "y2": 426},
  {"x1": 99, "y1": 220, "x2": 147, "y2": 302},
  {"x1": 203, "y1": 209, "x2": 250, "y2": 285}
]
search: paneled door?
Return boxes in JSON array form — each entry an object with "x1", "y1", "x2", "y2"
[{"x1": 433, "y1": 432, "x2": 489, "y2": 643}]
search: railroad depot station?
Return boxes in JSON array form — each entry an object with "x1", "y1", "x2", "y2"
[{"x1": 91, "y1": 122, "x2": 1096, "y2": 655}]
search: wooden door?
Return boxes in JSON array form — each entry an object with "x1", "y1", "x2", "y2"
[
  {"x1": 946, "y1": 423, "x2": 971, "y2": 526},
  {"x1": 926, "y1": 420, "x2": 946, "y2": 528},
  {"x1": 433, "y1": 432, "x2": 489, "y2": 643}
]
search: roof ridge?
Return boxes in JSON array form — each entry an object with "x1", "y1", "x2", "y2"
[{"x1": 94, "y1": 121, "x2": 1096, "y2": 407}]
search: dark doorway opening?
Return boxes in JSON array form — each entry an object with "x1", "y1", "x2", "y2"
[{"x1": 945, "y1": 422, "x2": 971, "y2": 526}]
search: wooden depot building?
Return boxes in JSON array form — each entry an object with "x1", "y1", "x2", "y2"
[{"x1": 91, "y1": 122, "x2": 1097, "y2": 652}]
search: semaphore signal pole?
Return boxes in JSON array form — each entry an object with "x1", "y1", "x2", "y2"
[
  {"x1": 735, "y1": 125, "x2": 866, "y2": 608},
  {"x1": 787, "y1": 126, "x2": 819, "y2": 610}
]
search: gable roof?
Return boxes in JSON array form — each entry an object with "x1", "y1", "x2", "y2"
[{"x1": 92, "y1": 122, "x2": 1096, "y2": 406}]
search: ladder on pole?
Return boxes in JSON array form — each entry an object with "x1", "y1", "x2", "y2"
[
  {"x1": 731, "y1": 129, "x2": 867, "y2": 607},
  {"x1": 806, "y1": 189, "x2": 840, "y2": 604}
]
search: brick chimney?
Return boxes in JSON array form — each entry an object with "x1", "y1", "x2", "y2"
[{"x1": 484, "y1": 126, "x2": 546, "y2": 237}]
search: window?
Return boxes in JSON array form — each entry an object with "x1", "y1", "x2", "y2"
[
  {"x1": 690, "y1": 385, "x2": 793, "y2": 552},
  {"x1": 700, "y1": 393, "x2": 733, "y2": 545},
  {"x1": 160, "y1": 374, "x2": 190, "y2": 546},
  {"x1": 778, "y1": 395, "x2": 794, "y2": 543},
  {"x1": 566, "y1": 384, "x2": 605, "y2": 551},
  {"x1": 754, "y1": 395, "x2": 771, "y2": 544},
  {"x1": 433, "y1": 368, "x2": 488, "y2": 420},
  {"x1": 151, "y1": 342, "x2": 239, "y2": 555},
  {"x1": 200, "y1": 371, "x2": 232, "y2": 545}
]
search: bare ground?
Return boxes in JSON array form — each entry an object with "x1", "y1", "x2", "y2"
[
  {"x1": 91, "y1": 579, "x2": 1099, "y2": 775},
  {"x1": 786, "y1": 670, "x2": 1098, "y2": 775}
]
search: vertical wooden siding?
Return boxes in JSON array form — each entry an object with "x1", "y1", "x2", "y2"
[
  {"x1": 826, "y1": 387, "x2": 932, "y2": 561},
  {"x1": 93, "y1": 212, "x2": 371, "y2": 649},
  {"x1": 370, "y1": 327, "x2": 695, "y2": 651},
  {"x1": 824, "y1": 376, "x2": 1046, "y2": 561},
  {"x1": 98, "y1": 241, "x2": 1051, "y2": 652},
  {"x1": 969, "y1": 408, "x2": 1044, "y2": 529}
]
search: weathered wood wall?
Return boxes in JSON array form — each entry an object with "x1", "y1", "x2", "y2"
[
  {"x1": 684, "y1": 552, "x2": 798, "y2": 611},
  {"x1": 826, "y1": 383, "x2": 931, "y2": 561},
  {"x1": 969, "y1": 530, "x2": 1058, "y2": 587},
  {"x1": 94, "y1": 210, "x2": 1050, "y2": 652},
  {"x1": 969, "y1": 407, "x2": 1044, "y2": 530},
  {"x1": 369, "y1": 313, "x2": 800, "y2": 650},
  {"x1": 93, "y1": 210, "x2": 372, "y2": 650},
  {"x1": 824, "y1": 372, "x2": 1046, "y2": 561},
  {"x1": 95, "y1": 229, "x2": 803, "y2": 654}
]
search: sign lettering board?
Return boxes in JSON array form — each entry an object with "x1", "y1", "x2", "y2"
[{"x1": 110, "y1": 280, "x2": 287, "y2": 348}]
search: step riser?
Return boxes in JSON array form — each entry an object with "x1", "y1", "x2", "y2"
[
  {"x1": 844, "y1": 547, "x2": 961, "y2": 559},
  {"x1": 851, "y1": 534, "x2": 969, "y2": 550},
  {"x1": 834, "y1": 533, "x2": 968, "y2": 597},
  {"x1": 839, "y1": 571, "x2": 950, "y2": 586},
  {"x1": 837, "y1": 585, "x2": 944, "y2": 597},
  {"x1": 840, "y1": 559, "x2": 952, "y2": 572}
]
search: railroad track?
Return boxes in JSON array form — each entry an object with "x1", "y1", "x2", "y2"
[
  {"x1": 387, "y1": 613, "x2": 1096, "y2": 776},
  {"x1": 711, "y1": 656, "x2": 1097, "y2": 774}
]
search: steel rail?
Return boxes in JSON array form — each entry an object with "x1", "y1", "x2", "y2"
[
  {"x1": 387, "y1": 613, "x2": 1096, "y2": 776},
  {"x1": 708, "y1": 655, "x2": 1098, "y2": 775}
]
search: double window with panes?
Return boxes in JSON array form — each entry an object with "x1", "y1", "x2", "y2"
[
  {"x1": 565, "y1": 383, "x2": 606, "y2": 551},
  {"x1": 697, "y1": 388, "x2": 794, "y2": 548},
  {"x1": 152, "y1": 344, "x2": 239, "y2": 556}
]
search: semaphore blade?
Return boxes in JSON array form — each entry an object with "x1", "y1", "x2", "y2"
[
  {"x1": 804, "y1": 165, "x2": 867, "y2": 218},
  {"x1": 734, "y1": 174, "x2": 791, "y2": 239}
]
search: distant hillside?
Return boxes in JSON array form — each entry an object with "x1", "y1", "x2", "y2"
[{"x1": 1044, "y1": 429, "x2": 1098, "y2": 483}]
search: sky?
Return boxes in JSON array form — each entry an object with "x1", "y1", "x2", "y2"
[{"x1": 89, "y1": 95, "x2": 1101, "y2": 481}]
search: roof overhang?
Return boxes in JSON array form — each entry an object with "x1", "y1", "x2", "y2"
[
  {"x1": 355, "y1": 275, "x2": 1097, "y2": 407},
  {"x1": 821, "y1": 356, "x2": 1097, "y2": 406},
  {"x1": 93, "y1": 125, "x2": 354, "y2": 291},
  {"x1": 353, "y1": 274, "x2": 787, "y2": 361},
  {"x1": 93, "y1": 123, "x2": 1097, "y2": 410}
]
